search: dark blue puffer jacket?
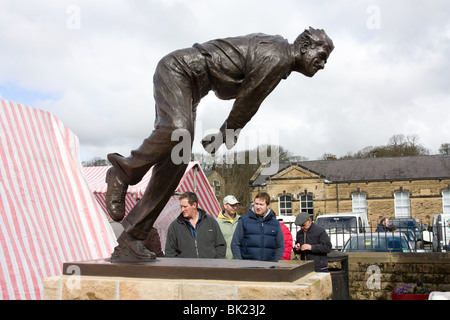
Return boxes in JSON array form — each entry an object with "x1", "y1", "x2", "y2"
[{"x1": 231, "y1": 207, "x2": 284, "y2": 261}]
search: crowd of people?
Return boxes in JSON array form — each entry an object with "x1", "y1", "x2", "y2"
[{"x1": 145, "y1": 191, "x2": 333, "y2": 272}]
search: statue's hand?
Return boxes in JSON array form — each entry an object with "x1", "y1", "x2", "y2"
[
  {"x1": 224, "y1": 129, "x2": 240, "y2": 150},
  {"x1": 201, "y1": 132, "x2": 223, "y2": 154}
]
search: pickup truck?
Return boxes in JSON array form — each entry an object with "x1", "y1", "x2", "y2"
[
  {"x1": 432, "y1": 213, "x2": 450, "y2": 252},
  {"x1": 316, "y1": 212, "x2": 370, "y2": 250}
]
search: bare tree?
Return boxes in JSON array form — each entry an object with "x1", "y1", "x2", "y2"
[
  {"x1": 439, "y1": 143, "x2": 450, "y2": 155},
  {"x1": 82, "y1": 157, "x2": 110, "y2": 167}
]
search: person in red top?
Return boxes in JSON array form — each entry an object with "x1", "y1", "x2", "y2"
[{"x1": 279, "y1": 222, "x2": 294, "y2": 260}]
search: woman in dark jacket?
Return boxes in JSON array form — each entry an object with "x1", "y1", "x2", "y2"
[
  {"x1": 293, "y1": 212, "x2": 332, "y2": 272},
  {"x1": 375, "y1": 217, "x2": 390, "y2": 232}
]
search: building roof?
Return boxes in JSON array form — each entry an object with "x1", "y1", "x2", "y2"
[{"x1": 251, "y1": 155, "x2": 450, "y2": 186}]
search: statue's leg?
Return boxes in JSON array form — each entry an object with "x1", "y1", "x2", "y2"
[
  {"x1": 105, "y1": 125, "x2": 180, "y2": 222},
  {"x1": 122, "y1": 156, "x2": 189, "y2": 240},
  {"x1": 105, "y1": 53, "x2": 195, "y2": 223},
  {"x1": 109, "y1": 55, "x2": 196, "y2": 261},
  {"x1": 110, "y1": 147, "x2": 191, "y2": 262}
]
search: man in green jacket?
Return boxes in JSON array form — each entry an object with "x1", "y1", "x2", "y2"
[
  {"x1": 165, "y1": 192, "x2": 226, "y2": 258},
  {"x1": 216, "y1": 195, "x2": 241, "y2": 259}
]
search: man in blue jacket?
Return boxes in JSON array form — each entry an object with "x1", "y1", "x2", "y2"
[{"x1": 231, "y1": 192, "x2": 284, "y2": 261}]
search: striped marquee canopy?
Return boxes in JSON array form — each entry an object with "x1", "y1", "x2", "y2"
[
  {"x1": 82, "y1": 161, "x2": 222, "y2": 249},
  {"x1": 0, "y1": 99, "x2": 117, "y2": 299}
]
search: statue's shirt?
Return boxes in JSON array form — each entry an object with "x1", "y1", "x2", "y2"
[{"x1": 193, "y1": 33, "x2": 294, "y2": 130}]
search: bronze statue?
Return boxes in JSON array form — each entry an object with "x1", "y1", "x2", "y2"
[{"x1": 106, "y1": 27, "x2": 334, "y2": 261}]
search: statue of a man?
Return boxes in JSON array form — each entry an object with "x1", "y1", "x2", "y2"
[{"x1": 106, "y1": 27, "x2": 334, "y2": 261}]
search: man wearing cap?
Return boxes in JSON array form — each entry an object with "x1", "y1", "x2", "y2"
[
  {"x1": 216, "y1": 195, "x2": 241, "y2": 259},
  {"x1": 293, "y1": 212, "x2": 332, "y2": 272}
]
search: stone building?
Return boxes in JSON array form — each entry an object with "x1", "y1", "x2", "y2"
[
  {"x1": 205, "y1": 169, "x2": 226, "y2": 205},
  {"x1": 250, "y1": 155, "x2": 450, "y2": 226}
]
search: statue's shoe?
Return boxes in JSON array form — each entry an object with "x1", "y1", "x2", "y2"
[
  {"x1": 105, "y1": 167, "x2": 128, "y2": 222},
  {"x1": 110, "y1": 232, "x2": 156, "y2": 262}
]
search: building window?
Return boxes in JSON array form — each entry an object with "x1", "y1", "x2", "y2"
[
  {"x1": 352, "y1": 193, "x2": 367, "y2": 219},
  {"x1": 279, "y1": 195, "x2": 292, "y2": 216},
  {"x1": 443, "y1": 190, "x2": 450, "y2": 214},
  {"x1": 394, "y1": 191, "x2": 410, "y2": 218},
  {"x1": 300, "y1": 194, "x2": 314, "y2": 218}
]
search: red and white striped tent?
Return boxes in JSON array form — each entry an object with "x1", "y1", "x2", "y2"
[
  {"x1": 82, "y1": 161, "x2": 222, "y2": 249},
  {"x1": 0, "y1": 99, "x2": 117, "y2": 300}
]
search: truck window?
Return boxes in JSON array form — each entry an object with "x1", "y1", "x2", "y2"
[{"x1": 317, "y1": 217, "x2": 357, "y2": 233}]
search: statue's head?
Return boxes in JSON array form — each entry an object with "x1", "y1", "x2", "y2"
[{"x1": 293, "y1": 27, "x2": 334, "y2": 77}]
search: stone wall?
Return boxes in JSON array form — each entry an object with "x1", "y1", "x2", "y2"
[
  {"x1": 44, "y1": 253, "x2": 449, "y2": 300},
  {"x1": 43, "y1": 272, "x2": 332, "y2": 300},
  {"x1": 346, "y1": 252, "x2": 450, "y2": 300}
]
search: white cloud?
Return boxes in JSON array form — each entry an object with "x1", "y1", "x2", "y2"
[{"x1": 0, "y1": 0, "x2": 449, "y2": 161}]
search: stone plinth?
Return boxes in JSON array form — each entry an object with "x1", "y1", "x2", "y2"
[
  {"x1": 43, "y1": 272, "x2": 331, "y2": 300},
  {"x1": 43, "y1": 258, "x2": 332, "y2": 300}
]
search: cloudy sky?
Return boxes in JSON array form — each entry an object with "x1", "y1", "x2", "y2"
[{"x1": 0, "y1": 0, "x2": 449, "y2": 162}]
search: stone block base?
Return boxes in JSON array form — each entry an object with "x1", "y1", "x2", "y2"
[{"x1": 43, "y1": 272, "x2": 332, "y2": 300}]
